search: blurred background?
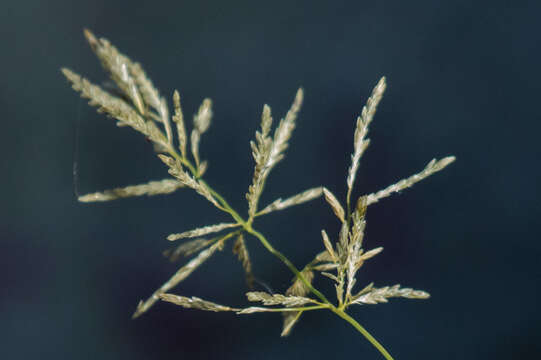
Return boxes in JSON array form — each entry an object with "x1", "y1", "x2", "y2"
[{"x1": 1, "y1": 0, "x2": 540, "y2": 359}]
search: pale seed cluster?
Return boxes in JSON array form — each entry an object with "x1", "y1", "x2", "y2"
[{"x1": 63, "y1": 30, "x2": 454, "y2": 358}]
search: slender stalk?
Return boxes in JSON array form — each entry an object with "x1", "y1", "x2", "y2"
[
  {"x1": 200, "y1": 179, "x2": 246, "y2": 224},
  {"x1": 165, "y1": 146, "x2": 243, "y2": 220},
  {"x1": 245, "y1": 227, "x2": 332, "y2": 305},
  {"x1": 331, "y1": 307, "x2": 394, "y2": 360}
]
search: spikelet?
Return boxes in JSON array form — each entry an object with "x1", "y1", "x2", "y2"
[
  {"x1": 320, "y1": 230, "x2": 338, "y2": 263},
  {"x1": 130, "y1": 61, "x2": 166, "y2": 116},
  {"x1": 198, "y1": 160, "x2": 209, "y2": 177},
  {"x1": 237, "y1": 307, "x2": 276, "y2": 314},
  {"x1": 334, "y1": 222, "x2": 349, "y2": 305},
  {"x1": 320, "y1": 271, "x2": 339, "y2": 282},
  {"x1": 78, "y1": 179, "x2": 183, "y2": 202},
  {"x1": 281, "y1": 311, "x2": 304, "y2": 336},
  {"x1": 257, "y1": 187, "x2": 323, "y2": 216},
  {"x1": 366, "y1": 156, "x2": 456, "y2": 206},
  {"x1": 83, "y1": 30, "x2": 173, "y2": 141},
  {"x1": 160, "y1": 294, "x2": 239, "y2": 312},
  {"x1": 238, "y1": 306, "x2": 314, "y2": 314},
  {"x1": 164, "y1": 231, "x2": 240, "y2": 262},
  {"x1": 246, "y1": 104, "x2": 274, "y2": 218},
  {"x1": 232, "y1": 234, "x2": 255, "y2": 288},
  {"x1": 346, "y1": 77, "x2": 386, "y2": 198},
  {"x1": 281, "y1": 268, "x2": 314, "y2": 336},
  {"x1": 132, "y1": 239, "x2": 226, "y2": 318},
  {"x1": 322, "y1": 188, "x2": 345, "y2": 223},
  {"x1": 167, "y1": 223, "x2": 239, "y2": 241},
  {"x1": 267, "y1": 88, "x2": 303, "y2": 168},
  {"x1": 83, "y1": 29, "x2": 146, "y2": 115},
  {"x1": 191, "y1": 98, "x2": 213, "y2": 169},
  {"x1": 172, "y1": 90, "x2": 188, "y2": 157},
  {"x1": 162, "y1": 238, "x2": 214, "y2": 262},
  {"x1": 311, "y1": 263, "x2": 339, "y2": 272},
  {"x1": 285, "y1": 268, "x2": 314, "y2": 298},
  {"x1": 351, "y1": 284, "x2": 430, "y2": 305},
  {"x1": 359, "y1": 247, "x2": 383, "y2": 262},
  {"x1": 246, "y1": 292, "x2": 314, "y2": 307},
  {"x1": 246, "y1": 89, "x2": 303, "y2": 219},
  {"x1": 61, "y1": 69, "x2": 168, "y2": 149},
  {"x1": 345, "y1": 212, "x2": 367, "y2": 299}
]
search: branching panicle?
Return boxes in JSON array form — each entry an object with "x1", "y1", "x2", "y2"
[{"x1": 65, "y1": 30, "x2": 455, "y2": 360}]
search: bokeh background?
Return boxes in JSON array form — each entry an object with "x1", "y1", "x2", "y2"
[{"x1": 2, "y1": 0, "x2": 540, "y2": 359}]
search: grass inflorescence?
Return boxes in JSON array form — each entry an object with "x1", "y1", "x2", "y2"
[{"x1": 63, "y1": 29, "x2": 455, "y2": 359}]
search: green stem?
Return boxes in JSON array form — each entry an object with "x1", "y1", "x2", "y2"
[
  {"x1": 200, "y1": 179, "x2": 246, "y2": 224},
  {"x1": 166, "y1": 146, "x2": 245, "y2": 222},
  {"x1": 331, "y1": 308, "x2": 394, "y2": 360},
  {"x1": 245, "y1": 227, "x2": 332, "y2": 306}
]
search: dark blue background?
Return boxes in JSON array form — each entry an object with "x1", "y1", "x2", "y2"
[{"x1": 2, "y1": 0, "x2": 539, "y2": 359}]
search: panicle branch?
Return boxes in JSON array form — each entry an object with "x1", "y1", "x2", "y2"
[
  {"x1": 366, "y1": 156, "x2": 456, "y2": 206},
  {"x1": 83, "y1": 29, "x2": 174, "y2": 144},
  {"x1": 257, "y1": 187, "x2": 323, "y2": 216},
  {"x1": 246, "y1": 89, "x2": 304, "y2": 219},
  {"x1": 246, "y1": 291, "x2": 315, "y2": 307},
  {"x1": 133, "y1": 238, "x2": 227, "y2": 318},
  {"x1": 78, "y1": 179, "x2": 183, "y2": 202},
  {"x1": 167, "y1": 222, "x2": 239, "y2": 241},
  {"x1": 83, "y1": 29, "x2": 146, "y2": 115},
  {"x1": 61, "y1": 69, "x2": 168, "y2": 149},
  {"x1": 351, "y1": 284, "x2": 430, "y2": 305},
  {"x1": 346, "y1": 77, "x2": 387, "y2": 204},
  {"x1": 160, "y1": 294, "x2": 239, "y2": 312}
]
